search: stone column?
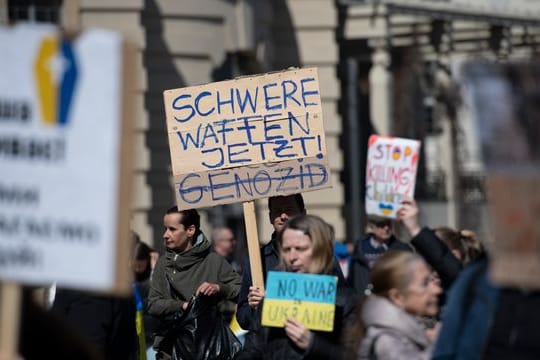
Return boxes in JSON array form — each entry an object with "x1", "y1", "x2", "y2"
[
  {"x1": 62, "y1": 0, "x2": 81, "y2": 32},
  {"x1": 0, "y1": 0, "x2": 7, "y2": 25},
  {"x1": 369, "y1": 45, "x2": 392, "y2": 136}
]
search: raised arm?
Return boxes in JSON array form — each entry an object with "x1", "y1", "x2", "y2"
[{"x1": 398, "y1": 198, "x2": 462, "y2": 289}]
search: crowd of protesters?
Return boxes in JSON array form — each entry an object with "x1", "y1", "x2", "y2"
[{"x1": 14, "y1": 192, "x2": 540, "y2": 360}]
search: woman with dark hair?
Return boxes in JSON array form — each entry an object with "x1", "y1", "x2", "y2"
[
  {"x1": 148, "y1": 207, "x2": 241, "y2": 359},
  {"x1": 352, "y1": 251, "x2": 441, "y2": 359},
  {"x1": 247, "y1": 214, "x2": 358, "y2": 360}
]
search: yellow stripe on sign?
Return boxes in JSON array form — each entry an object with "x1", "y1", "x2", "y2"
[
  {"x1": 34, "y1": 37, "x2": 58, "y2": 126},
  {"x1": 261, "y1": 299, "x2": 335, "y2": 332}
]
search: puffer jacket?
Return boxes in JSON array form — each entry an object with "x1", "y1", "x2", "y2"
[{"x1": 357, "y1": 295, "x2": 432, "y2": 360}]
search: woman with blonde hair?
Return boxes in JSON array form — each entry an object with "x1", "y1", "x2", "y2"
[
  {"x1": 353, "y1": 251, "x2": 441, "y2": 359},
  {"x1": 246, "y1": 214, "x2": 358, "y2": 360}
]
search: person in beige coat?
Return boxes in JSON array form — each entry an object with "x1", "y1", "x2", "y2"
[{"x1": 353, "y1": 251, "x2": 441, "y2": 360}]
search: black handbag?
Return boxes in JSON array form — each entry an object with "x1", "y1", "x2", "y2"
[
  {"x1": 157, "y1": 295, "x2": 242, "y2": 360},
  {"x1": 154, "y1": 274, "x2": 241, "y2": 360}
]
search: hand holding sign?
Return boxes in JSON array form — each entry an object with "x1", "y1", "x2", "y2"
[
  {"x1": 397, "y1": 197, "x2": 421, "y2": 237},
  {"x1": 284, "y1": 317, "x2": 313, "y2": 350},
  {"x1": 248, "y1": 286, "x2": 265, "y2": 309},
  {"x1": 262, "y1": 271, "x2": 338, "y2": 332}
]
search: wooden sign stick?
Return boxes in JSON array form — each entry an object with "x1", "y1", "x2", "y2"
[
  {"x1": 243, "y1": 201, "x2": 265, "y2": 292},
  {"x1": 0, "y1": 283, "x2": 21, "y2": 360}
]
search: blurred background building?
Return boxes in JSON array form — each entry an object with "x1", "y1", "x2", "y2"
[{"x1": 4, "y1": 0, "x2": 540, "y2": 251}]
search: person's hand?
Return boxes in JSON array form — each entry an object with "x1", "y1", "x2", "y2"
[
  {"x1": 248, "y1": 286, "x2": 264, "y2": 309},
  {"x1": 196, "y1": 282, "x2": 220, "y2": 296},
  {"x1": 397, "y1": 196, "x2": 421, "y2": 237},
  {"x1": 181, "y1": 302, "x2": 188, "y2": 311},
  {"x1": 284, "y1": 318, "x2": 312, "y2": 350}
]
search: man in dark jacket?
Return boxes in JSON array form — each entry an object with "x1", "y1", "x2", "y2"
[
  {"x1": 148, "y1": 207, "x2": 241, "y2": 359},
  {"x1": 349, "y1": 215, "x2": 412, "y2": 295}
]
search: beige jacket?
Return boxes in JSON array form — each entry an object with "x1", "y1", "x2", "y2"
[{"x1": 357, "y1": 295, "x2": 433, "y2": 360}]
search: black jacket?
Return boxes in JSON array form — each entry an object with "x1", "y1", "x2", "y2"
[
  {"x1": 51, "y1": 289, "x2": 137, "y2": 360},
  {"x1": 349, "y1": 234, "x2": 412, "y2": 295},
  {"x1": 262, "y1": 278, "x2": 358, "y2": 360},
  {"x1": 21, "y1": 290, "x2": 100, "y2": 360},
  {"x1": 410, "y1": 227, "x2": 462, "y2": 290},
  {"x1": 236, "y1": 233, "x2": 349, "y2": 357}
]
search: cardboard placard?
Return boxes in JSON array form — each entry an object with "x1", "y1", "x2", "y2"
[
  {"x1": 365, "y1": 135, "x2": 421, "y2": 218},
  {"x1": 163, "y1": 68, "x2": 331, "y2": 209},
  {"x1": 0, "y1": 24, "x2": 133, "y2": 293},
  {"x1": 261, "y1": 271, "x2": 337, "y2": 332},
  {"x1": 462, "y1": 62, "x2": 540, "y2": 289},
  {"x1": 486, "y1": 175, "x2": 540, "y2": 288}
]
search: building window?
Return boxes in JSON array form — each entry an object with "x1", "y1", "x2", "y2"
[{"x1": 8, "y1": 0, "x2": 62, "y2": 24}]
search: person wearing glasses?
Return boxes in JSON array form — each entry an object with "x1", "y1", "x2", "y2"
[{"x1": 349, "y1": 215, "x2": 412, "y2": 296}]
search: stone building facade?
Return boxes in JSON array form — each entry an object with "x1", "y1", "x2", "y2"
[{"x1": 5, "y1": 0, "x2": 540, "y2": 248}]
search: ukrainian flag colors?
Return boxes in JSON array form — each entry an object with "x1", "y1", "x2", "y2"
[
  {"x1": 34, "y1": 36, "x2": 78, "y2": 126},
  {"x1": 262, "y1": 271, "x2": 338, "y2": 332}
]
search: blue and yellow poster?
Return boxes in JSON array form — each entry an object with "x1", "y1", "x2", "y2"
[{"x1": 261, "y1": 271, "x2": 338, "y2": 332}]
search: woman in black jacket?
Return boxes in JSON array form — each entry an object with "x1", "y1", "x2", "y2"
[
  {"x1": 246, "y1": 214, "x2": 358, "y2": 360},
  {"x1": 397, "y1": 198, "x2": 464, "y2": 290},
  {"x1": 398, "y1": 198, "x2": 486, "y2": 289}
]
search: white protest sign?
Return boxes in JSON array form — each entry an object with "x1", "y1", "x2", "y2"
[
  {"x1": 163, "y1": 67, "x2": 331, "y2": 209},
  {"x1": 0, "y1": 24, "x2": 133, "y2": 292},
  {"x1": 365, "y1": 135, "x2": 421, "y2": 218}
]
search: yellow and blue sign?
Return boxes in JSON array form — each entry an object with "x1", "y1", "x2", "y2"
[
  {"x1": 34, "y1": 36, "x2": 78, "y2": 126},
  {"x1": 261, "y1": 271, "x2": 337, "y2": 332}
]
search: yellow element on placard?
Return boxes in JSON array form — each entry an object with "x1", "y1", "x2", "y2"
[
  {"x1": 34, "y1": 37, "x2": 58, "y2": 126},
  {"x1": 261, "y1": 299, "x2": 335, "y2": 332}
]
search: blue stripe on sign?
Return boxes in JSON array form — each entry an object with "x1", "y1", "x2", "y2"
[
  {"x1": 265, "y1": 271, "x2": 337, "y2": 304},
  {"x1": 59, "y1": 39, "x2": 78, "y2": 126}
]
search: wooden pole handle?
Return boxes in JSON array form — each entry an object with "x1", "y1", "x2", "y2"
[
  {"x1": 243, "y1": 201, "x2": 265, "y2": 291},
  {"x1": 0, "y1": 282, "x2": 21, "y2": 360}
]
